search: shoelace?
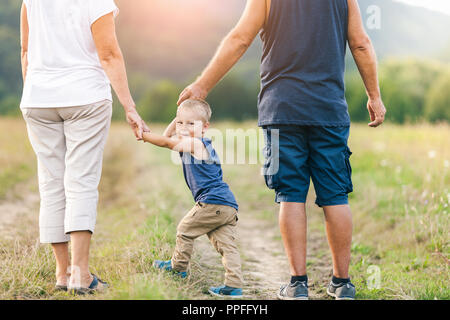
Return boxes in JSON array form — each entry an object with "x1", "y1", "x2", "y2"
[
  {"x1": 290, "y1": 281, "x2": 308, "y2": 287},
  {"x1": 331, "y1": 281, "x2": 354, "y2": 287}
]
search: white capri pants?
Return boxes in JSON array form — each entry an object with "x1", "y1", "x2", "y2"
[{"x1": 22, "y1": 100, "x2": 112, "y2": 244}]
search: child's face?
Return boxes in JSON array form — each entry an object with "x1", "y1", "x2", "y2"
[{"x1": 175, "y1": 107, "x2": 209, "y2": 138}]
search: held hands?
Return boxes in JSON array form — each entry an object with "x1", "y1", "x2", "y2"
[
  {"x1": 367, "y1": 97, "x2": 387, "y2": 128},
  {"x1": 126, "y1": 107, "x2": 150, "y2": 141},
  {"x1": 177, "y1": 81, "x2": 209, "y2": 106}
]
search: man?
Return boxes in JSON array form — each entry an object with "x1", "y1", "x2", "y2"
[{"x1": 177, "y1": 0, "x2": 386, "y2": 300}]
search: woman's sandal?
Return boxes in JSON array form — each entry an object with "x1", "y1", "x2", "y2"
[
  {"x1": 55, "y1": 272, "x2": 70, "y2": 292},
  {"x1": 55, "y1": 284, "x2": 68, "y2": 292},
  {"x1": 68, "y1": 274, "x2": 109, "y2": 295}
]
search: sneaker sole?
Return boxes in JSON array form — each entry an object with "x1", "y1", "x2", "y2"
[
  {"x1": 326, "y1": 288, "x2": 354, "y2": 300},
  {"x1": 208, "y1": 289, "x2": 243, "y2": 299},
  {"x1": 152, "y1": 262, "x2": 187, "y2": 278},
  {"x1": 277, "y1": 292, "x2": 309, "y2": 300}
]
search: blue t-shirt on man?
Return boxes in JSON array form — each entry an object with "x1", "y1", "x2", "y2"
[
  {"x1": 258, "y1": 0, "x2": 350, "y2": 127},
  {"x1": 180, "y1": 138, "x2": 238, "y2": 211}
]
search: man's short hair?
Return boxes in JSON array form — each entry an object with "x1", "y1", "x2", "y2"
[{"x1": 179, "y1": 99, "x2": 212, "y2": 122}]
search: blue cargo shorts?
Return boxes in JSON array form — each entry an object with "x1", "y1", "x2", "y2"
[{"x1": 262, "y1": 125, "x2": 353, "y2": 207}]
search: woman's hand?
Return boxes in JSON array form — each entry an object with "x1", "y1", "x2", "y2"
[{"x1": 126, "y1": 108, "x2": 149, "y2": 140}]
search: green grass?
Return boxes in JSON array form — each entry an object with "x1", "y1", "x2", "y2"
[
  {"x1": 0, "y1": 164, "x2": 33, "y2": 199},
  {"x1": 0, "y1": 119, "x2": 448, "y2": 300},
  {"x1": 344, "y1": 124, "x2": 449, "y2": 299},
  {"x1": 0, "y1": 119, "x2": 36, "y2": 198}
]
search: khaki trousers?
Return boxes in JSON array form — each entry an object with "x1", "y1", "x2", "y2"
[
  {"x1": 171, "y1": 202, "x2": 244, "y2": 288},
  {"x1": 22, "y1": 100, "x2": 112, "y2": 243}
]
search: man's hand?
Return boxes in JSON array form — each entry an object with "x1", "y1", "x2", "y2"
[
  {"x1": 367, "y1": 97, "x2": 386, "y2": 127},
  {"x1": 177, "y1": 82, "x2": 209, "y2": 106},
  {"x1": 126, "y1": 108, "x2": 149, "y2": 140}
]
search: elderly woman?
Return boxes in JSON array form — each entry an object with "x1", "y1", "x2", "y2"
[{"x1": 20, "y1": 0, "x2": 147, "y2": 294}]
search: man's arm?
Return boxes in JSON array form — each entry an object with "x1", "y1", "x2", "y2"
[
  {"x1": 20, "y1": 3, "x2": 29, "y2": 83},
  {"x1": 348, "y1": 0, "x2": 386, "y2": 127},
  {"x1": 91, "y1": 13, "x2": 149, "y2": 139},
  {"x1": 177, "y1": 0, "x2": 266, "y2": 105}
]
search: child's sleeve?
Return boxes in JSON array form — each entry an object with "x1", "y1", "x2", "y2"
[{"x1": 201, "y1": 139, "x2": 220, "y2": 164}]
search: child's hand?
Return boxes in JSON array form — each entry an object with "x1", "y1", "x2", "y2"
[
  {"x1": 143, "y1": 121, "x2": 151, "y2": 133},
  {"x1": 126, "y1": 108, "x2": 147, "y2": 140}
]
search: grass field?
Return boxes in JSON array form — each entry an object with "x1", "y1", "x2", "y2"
[{"x1": 0, "y1": 117, "x2": 448, "y2": 300}]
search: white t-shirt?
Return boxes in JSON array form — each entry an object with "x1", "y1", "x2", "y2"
[{"x1": 20, "y1": 0, "x2": 119, "y2": 108}]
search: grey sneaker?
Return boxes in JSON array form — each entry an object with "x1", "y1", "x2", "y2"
[
  {"x1": 327, "y1": 281, "x2": 356, "y2": 300},
  {"x1": 277, "y1": 281, "x2": 309, "y2": 300}
]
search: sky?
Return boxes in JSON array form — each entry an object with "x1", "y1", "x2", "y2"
[{"x1": 396, "y1": 0, "x2": 450, "y2": 15}]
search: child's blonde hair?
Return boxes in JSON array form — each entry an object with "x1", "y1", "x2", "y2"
[{"x1": 179, "y1": 99, "x2": 212, "y2": 123}]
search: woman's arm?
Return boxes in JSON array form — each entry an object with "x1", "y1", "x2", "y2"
[
  {"x1": 20, "y1": 3, "x2": 29, "y2": 83},
  {"x1": 91, "y1": 13, "x2": 149, "y2": 139}
]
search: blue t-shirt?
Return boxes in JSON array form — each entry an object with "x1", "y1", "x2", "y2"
[
  {"x1": 180, "y1": 138, "x2": 238, "y2": 211},
  {"x1": 258, "y1": 0, "x2": 350, "y2": 127}
]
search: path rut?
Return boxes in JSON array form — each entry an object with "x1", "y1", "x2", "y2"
[{"x1": 0, "y1": 182, "x2": 39, "y2": 241}]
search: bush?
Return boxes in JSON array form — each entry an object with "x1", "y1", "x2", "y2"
[
  {"x1": 378, "y1": 59, "x2": 443, "y2": 124},
  {"x1": 345, "y1": 59, "x2": 449, "y2": 124},
  {"x1": 425, "y1": 72, "x2": 450, "y2": 123},
  {"x1": 138, "y1": 80, "x2": 181, "y2": 123},
  {"x1": 207, "y1": 73, "x2": 258, "y2": 121},
  {"x1": 345, "y1": 72, "x2": 369, "y2": 122}
]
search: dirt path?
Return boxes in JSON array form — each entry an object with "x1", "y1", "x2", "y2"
[
  {"x1": 0, "y1": 179, "x2": 335, "y2": 300},
  {"x1": 0, "y1": 181, "x2": 39, "y2": 241},
  {"x1": 193, "y1": 205, "x2": 334, "y2": 300}
]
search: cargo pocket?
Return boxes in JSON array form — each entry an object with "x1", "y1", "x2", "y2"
[
  {"x1": 262, "y1": 128, "x2": 279, "y2": 190},
  {"x1": 190, "y1": 203, "x2": 203, "y2": 218},
  {"x1": 344, "y1": 146, "x2": 353, "y2": 193}
]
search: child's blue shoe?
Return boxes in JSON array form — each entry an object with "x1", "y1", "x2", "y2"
[
  {"x1": 208, "y1": 285, "x2": 243, "y2": 299},
  {"x1": 152, "y1": 259, "x2": 187, "y2": 278}
]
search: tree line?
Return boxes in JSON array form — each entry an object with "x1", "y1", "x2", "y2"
[
  {"x1": 108, "y1": 58, "x2": 450, "y2": 124},
  {"x1": 2, "y1": 57, "x2": 449, "y2": 125}
]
